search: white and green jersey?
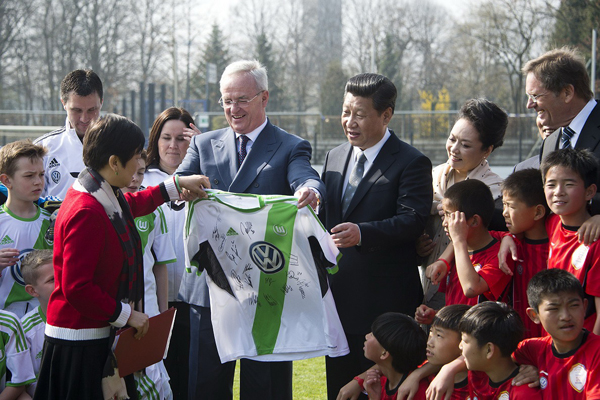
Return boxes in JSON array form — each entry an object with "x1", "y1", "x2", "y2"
[
  {"x1": 0, "y1": 204, "x2": 52, "y2": 317},
  {"x1": 184, "y1": 190, "x2": 348, "y2": 362},
  {"x1": 134, "y1": 361, "x2": 173, "y2": 400},
  {"x1": 21, "y1": 306, "x2": 45, "y2": 397},
  {"x1": 0, "y1": 309, "x2": 35, "y2": 390},
  {"x1": 135, "y1": 206, "x2": 176, "y2": 318}
]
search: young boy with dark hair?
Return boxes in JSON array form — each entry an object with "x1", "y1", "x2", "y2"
[
  {"x1": 416, "y1": 180, "x2": 514, "y2": 324},
  {"x1": 513, "y1": 268, "x2": 600, "y2": 399},
  {"x1": 459, "y1": 301, "x2": 542, "y2": 399},
  {"x1": 21, "y1": 249, "x2": 53, "y2": 397},
  {"x1": 501, "y1": 168, "x2": 550, "y2": 338},
  {"x1": 540, "y1": 148, "x2": 600, "y2": 334},
  {"x1": 0, "y1": 140, "x2": 52, "y2": 318},
  {"x1": 355, "y1": 312, "x2": 429, "y2": 400},
  {"x1": 427, "y1": 304, "x2": 471, "y2": 399}
]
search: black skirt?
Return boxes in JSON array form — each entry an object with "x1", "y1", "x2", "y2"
[{"x1": 34, "y1": 335, "x2": 137, "y2": 400}]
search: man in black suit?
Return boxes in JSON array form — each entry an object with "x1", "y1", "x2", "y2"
[
  {"x1": 319, "y1": 73, "x2": 433, "y2": 399},
  {"x1": 523, "y1": 47, "x2": 600, "y2": 212}
]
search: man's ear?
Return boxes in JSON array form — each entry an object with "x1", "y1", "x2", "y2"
[
  {"x1": 486, "y1": 342, "x2": 495, "y2": 360},
  {"x1": 470, "y1": 214, "x2": 482, "y2": 227},
  {"x1": 382, "y1": 107, "x2": 393, "y2": 125},
  {"x1": 526, "y1": 307, "x2": 541, "y2": 324},
  {"x1": 25, "y1": 284, "x2": 39, "y2": 298},
  {"x1": 585, "y1": 183, "x2": 597, "y2": 201},
  {"x1": 563, "y1": 84, "x2": 575, "y2": 104},
  {"x1": 380, "y1": 349, "x2": 390, "y2": 362}
]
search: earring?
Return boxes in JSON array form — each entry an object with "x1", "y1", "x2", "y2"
[{"x1": 115, "y1": 170, "x2": 119, "y2": 176}]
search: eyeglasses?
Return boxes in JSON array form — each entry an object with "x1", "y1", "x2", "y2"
[
  {"x1": 218, "y1": 91, "x2": 264, "y2": 108},
  {"x1": 526, "y1": 92, "x2": 548, "y2": 103}
]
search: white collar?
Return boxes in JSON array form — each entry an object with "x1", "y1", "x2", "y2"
[
  {"x1": 352, "y1": 128, "x2": 391, "y2": 163},
  {"x1": 234, "y1": 118, "x2": 268, "y2": 143},
  {"x1": 569, "y1": 99, "x2": 597, "y2": 134}
]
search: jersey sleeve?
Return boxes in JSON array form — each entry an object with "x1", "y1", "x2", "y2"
[
  {"x1": 151, "y1": 208, "x2": 176, "y2": 265},
  {"x1": 299, "y1": 206, "x2": 341, "y2": 274},
  {"x1": 583, "y1": 244, "x2": 600, "y2": 298},
  {"x1": 512, "y1": 338, "x2": 543, "y2": 367},
  {"x1": 2, "y1": 313, "x2": 35, "y2": 387},
  {"x1": 477, "y1": 253, "x2": 514, "y2": 300}
]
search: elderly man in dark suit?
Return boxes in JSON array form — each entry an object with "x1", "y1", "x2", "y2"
[
  {"x1": 522, "y1": 47, "x2": 600, "y2": 215},
  {"x1": 177, "y1": 59, "x2": 324, "y2": 400},
  {"x1": 319, "y1": 73, "x2": 433, "y2": 399}
]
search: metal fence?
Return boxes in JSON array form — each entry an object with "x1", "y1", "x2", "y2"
[{"x1": 0, "y1": 110, "x2": 538, "y2": 167}]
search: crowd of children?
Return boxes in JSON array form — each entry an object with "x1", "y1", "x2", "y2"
[{"x1": 1, "y1": 118, "x2": 600, "y2": 398}]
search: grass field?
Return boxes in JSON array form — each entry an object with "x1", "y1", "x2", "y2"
[{"x1": 233, "y1": 357, "x2": 327, "y2": 399}]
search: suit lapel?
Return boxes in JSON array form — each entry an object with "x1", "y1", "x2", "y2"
[
  {"x1": 342, "y1": 134, "x2": 399, "y2": 219},
  {"x1": 576, "y1": 103, "x2": 600, "y2": 152},
  {"x1": 329, "y1": 143, "x2": 353, "y2": 223},
  {"x1": 230, "y1": 122, "x2": 281, "y2": 193},
  {"x1": 211, "y1": 128, "x2": 237, "y2": 188}
]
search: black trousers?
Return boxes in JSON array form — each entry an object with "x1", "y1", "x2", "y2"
[
  {"x1": 164, "y1": 301, "x2": 190, "y2": 400},
  {"x1": 326, "y1": 333, "x2": 373, "y2": 400},
  {"x1": 188, "y1": 305, "x2": 293, "y2": 400}
]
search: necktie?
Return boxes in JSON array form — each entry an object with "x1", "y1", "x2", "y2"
[
  {"x1": 561, "y1": 126, "x2": 575, "y2": 149},
  {"x1": 238, "y1": 135, "x2": 250, "y2": 167},
  {"x1": 342, "y1": 152, "x2": 366, "y2": 214}
]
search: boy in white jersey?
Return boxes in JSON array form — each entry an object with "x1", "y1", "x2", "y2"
[
  {"x1": 21, "y1": 249, "x2": 53, "y2": 397},
  {"x1": 0, "y1": 140, "x2": 52, "y2": 318},
  {"x1": 121, "y1": 150, "x2": 174, "y2": 400}
]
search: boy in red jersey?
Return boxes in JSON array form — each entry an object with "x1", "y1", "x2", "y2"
[
  {"x1": 459, "y1": 301, "x2": 542, "y2": 399},
  {"x1": 540, "y1": 148, "x2": 600, "y2": 334},
  {"x1": 416, "y1": 180, "x2": 514, "y2": 325},
  {"x1": 353, "y1": 313, "x2": 429, "y2": 400},
  {"x1": 426, "y1": 304, "x2": 471, "y2": 399},
  {"x1": 501, "y1": 169, "x2": 550, "y2": 338},
  {"x1": 513, "y1": 268, "x2": 600, "y2": 399}
]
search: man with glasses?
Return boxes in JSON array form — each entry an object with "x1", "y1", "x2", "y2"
[
  {"x1": 521, "y1": 48, "x2": 599, "y2": 173},
  {"x1": 176, "y1": 59, "x2": 324, "y2": 400}
]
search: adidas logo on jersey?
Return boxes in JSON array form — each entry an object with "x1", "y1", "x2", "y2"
[
  {"x1": 226, "y1": 227, "x2": 238, "y2": 236},
  {"x1": 0, "y1": 235, "x2": 14, "y2": 245},
  {"x1": 48, "y1": 158, "x2": 60, "y2": 168}
]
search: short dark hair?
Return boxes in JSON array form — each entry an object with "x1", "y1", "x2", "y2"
[
  {"x1": 83, "y1": 114, "x2": 145, "y2": 171},
  {"x1": 523, "y1": 47, "x2": 593, "y2": 102},
  {"x1": 0, "y1": 140, "x2": 47, "y2": 177},
  {"x1": 371, "y1": 312, "x2": 427, "y2": 374},
  {"x1": 540, "y1": 148, "x2": 599, "y2": 188},
  {"x1": 60, "y1": 69, "x2": 103, "y2": 103},
  {"x1": 345, "y1": 73, "x2": 397, "y2": 114},
  {"x1": 459, "y1": 302, "x2": 524, "y2": 357},
  {"x1": 527, "y1": 269, "x2": 584, "y2": 312},
  {"x1": 432, "y1": 304, "x2": 471, "y2": 332},
  {"x1": 502, "y1": 168, "x2": 549, "y2": 214},
  {"x1": 147, "y1": 107, "x2": 195, "y2": 168},
  {"x1": 444, "y1": 179, "x2": 495, "y2": 227},
  {"x1": 457, "y1": 99, "x2": 507, "y2": 151},
  {"x1": 22, "y1": 249, "x2": 53, "y2": 286}
]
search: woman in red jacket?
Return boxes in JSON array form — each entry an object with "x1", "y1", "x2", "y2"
[{"x1": 34, "y1": 114, "x2": 208, "y2": 400}]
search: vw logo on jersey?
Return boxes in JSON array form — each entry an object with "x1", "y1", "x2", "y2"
[
  {"x1": 51, "y1": 170, "x2": 61, "y2": 184},
  {"x1": 136, "y1": 219, "x2": 150, "y2": 232},
  {"x1": 11, "y1": 249, "x2": 33, "y2": 287},
  {"x1": 273, "y1": 225, "x2": 287, "y2": 236},
  {"x1": 249, "y1": 241, "x2": 285, "y2": 274}
]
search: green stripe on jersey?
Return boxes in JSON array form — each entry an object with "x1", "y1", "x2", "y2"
[
  {"x1": 0, "y1": 313, "x2": 27, "y2": 352},
  {"x1": 251, "y1": 202, "x2": 298, "y2": 355}
]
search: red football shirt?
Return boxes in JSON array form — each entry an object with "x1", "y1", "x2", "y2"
[
  {"x1": 513, "y1": 330, "x2": 600, "y2": 399},
  {"x1": 440, "y1": 238, "x2": 514, "y2": 306},
  {"x1": 513, "y1": 236, "x2": 549, "y2": 338},
  {"x1": 546, "y1": 214, "x2": 600, "y2": 331},
  {"x1": 468, "y1": 368, "x2": 542, "y2": 400}
]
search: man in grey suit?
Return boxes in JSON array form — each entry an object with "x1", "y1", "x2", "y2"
[
  {"x1": 523, "y1": 47, "x2": 600, "y2": 212},
  {"x1": 176, "y1": 60, "x2": 324, "y2": 400},
  {"x1": 319, "y1": 73, "x2": 432, "y2": 399}
]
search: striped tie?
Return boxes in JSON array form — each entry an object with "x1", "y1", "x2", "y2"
[
  {"x1": 238, "y1": 135, "x2": 250, "y2": 168},
  {"x1": 561, "y1": 126, "x2": 575, "y2": 149},
  {"x1": 342, "y1": 152, "x2": 366, "y2": 214}
]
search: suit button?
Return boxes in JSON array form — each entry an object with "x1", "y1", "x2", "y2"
[
  {"x1": 213, "y1": 179, "x2": 219, "y2": 185},
  {"x1": 254, "y1": 183, "x2": 259, "y2": 188}
]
